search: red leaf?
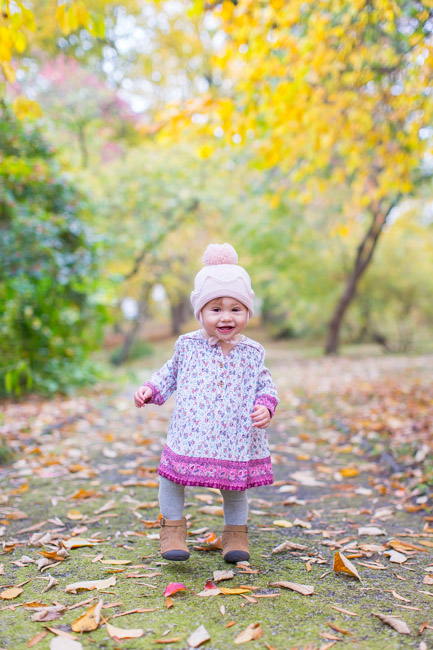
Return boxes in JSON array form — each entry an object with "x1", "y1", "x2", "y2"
[
  {"x1": 204, "y1": 580, "x2": 218, "y2": 590},
  {"x1": 163, "y1": 582, "x2": 186, "y2": 597}
]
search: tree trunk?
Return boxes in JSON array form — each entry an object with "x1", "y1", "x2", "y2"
[
  {"x1": 325, "y1": 204, "x2": 393, "y2": 355},
  {"x1": 113, "y1": 284, "x2": 151, "y2": 365},
  {"x1": 170, "y1": 297, "x2": 191, "y2": 336}
]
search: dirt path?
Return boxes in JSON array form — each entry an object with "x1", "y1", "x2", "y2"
[{"x1": 1, "y1": 345, "x2": 432, "y2": 649}]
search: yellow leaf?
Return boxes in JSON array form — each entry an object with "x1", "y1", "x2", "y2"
[
  {"x1": 273, "y1": 519, "x2": 293, "y2": 528},
  {"x1": 71, "y1": 599, "x2": 103, "y2": 632},
  {"x1": 219, "y1": 587, "x2": 252, "y2": 595},
  {"x1": 333, "y1": 551, "x2": 362, "y2": 581},
  {"x1": 339, "y1": 467, "x2": 359, "y2": 478}
]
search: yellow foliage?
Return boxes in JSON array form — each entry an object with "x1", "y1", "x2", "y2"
[{"x1": 12, "y1": 96, "x2": 43, "y2": 120}]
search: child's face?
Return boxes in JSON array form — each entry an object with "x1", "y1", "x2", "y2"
[{"x1": 201, "y1": 297, "x2": 249, "y2": 341}]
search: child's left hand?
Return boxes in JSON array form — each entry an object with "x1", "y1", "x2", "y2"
[{"x1": 250, "y1": 405, "x2": 271, "y2": 429}]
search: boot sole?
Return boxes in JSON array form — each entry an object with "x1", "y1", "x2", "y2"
[
  {"x1": 161, "y1": 550, "x2": 190, "y2": 561},
  {"x1": 223, "y1": 550, "x2": 250, "y2": 563}
]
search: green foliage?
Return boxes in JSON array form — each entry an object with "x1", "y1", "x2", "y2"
[{"x1": 0, "y1": 102, "x2": 106, "y2": 395}]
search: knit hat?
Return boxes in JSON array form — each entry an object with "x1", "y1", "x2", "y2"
[{"x1": 190, "y1": 243, "x2": 255, "y2": 320}]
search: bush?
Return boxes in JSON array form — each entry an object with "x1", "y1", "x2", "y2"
[{"x1": 0, "y1": 102, "x2": 106, "y2": 395}]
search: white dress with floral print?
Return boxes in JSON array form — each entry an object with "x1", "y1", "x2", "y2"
[{"x1": 144, "y1": 330, "x2": 278, "y2": 491}]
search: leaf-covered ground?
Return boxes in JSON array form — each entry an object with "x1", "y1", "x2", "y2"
[{"x1": 1, "y1": 336, "x2": 432, "y2": 650}]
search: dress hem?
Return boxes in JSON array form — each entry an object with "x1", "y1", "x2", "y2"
[{"x1": 158, "y1": 468, "x2": 274, "y2": 491}]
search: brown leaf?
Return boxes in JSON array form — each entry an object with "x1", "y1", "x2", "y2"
[
  {"x1": 152, "y1": 639, "x2": 182, "y2": 645},
  {"x1": 26, "y1": 631, "x2": 48, "y2": 647},
  {"x1": 186, "y1": 625, "x2": 211, "y2": 647},
  {"x1": 269, "y1": 581, "x2": 314, "y2": 596},
  {"x1": 41, "y1": 576, "x2": 59, "y2": 593},
  {"x1": 213, "y1": 570, "x2": 234, "y2": 583},
  {"x1": 71, "y1": 599, "x2": 103, "y2": 632},
  {"x1": 106, "y1": 622, "x2": 144, "y2": 640},
  {"x1": 165, "y1": 597, "x2": 173, "y2": 609},
  {"x1": 329, "y1": 605, "x2": 359, "y2": 616},
  {"x1": 1, "y1": 587, "x2": 23, "y2": 600},
  {"x1": 271, "y1": 541, "x2": 308, "y2": 554},
  {"x1": 372, "y1": 612, "x2": 410, "y2": 634},
  {"x1": 391, "y1": 590, "x2": 410, "y2": 603},
  {"x1": 333, "y1": 552, "x2": 362, "y2": 581},
  {"x1": 234, "y1": 622, "x2": 263, "y2": 645},
  {"x1": 423, "y1": 575, "x2": 433, "y2": 585},
  {"x1": 31, "y1": 605, "x2": 66, "y2": 622}
]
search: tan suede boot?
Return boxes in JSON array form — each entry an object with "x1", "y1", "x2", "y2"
[
  {"x1": 159, "y1": 517, "x2": 190, "y2": 561},
  {"x1": 222, "y1": 524, "x2": 250, "y2": 563}
]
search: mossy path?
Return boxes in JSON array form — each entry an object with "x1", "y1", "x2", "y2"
[{"x1": 1, "y1": 342, "x2": 432, "y2": 649}]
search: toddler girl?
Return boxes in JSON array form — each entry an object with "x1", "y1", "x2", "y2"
[{"x1": 134, "y1": 243, "x2": 278, "y2": 563}]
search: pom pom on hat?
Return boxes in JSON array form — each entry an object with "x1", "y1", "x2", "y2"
[{"x1": 202, "y1": 243, "x2": 238, "y2": 266}]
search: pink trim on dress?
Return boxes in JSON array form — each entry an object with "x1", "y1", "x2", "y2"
[
  {"x1": 158, "y1": 445, "x2": 273, "y2": 491},
  {"x1": 254, "y1": 394, "x2": 278, "y2": 418}
]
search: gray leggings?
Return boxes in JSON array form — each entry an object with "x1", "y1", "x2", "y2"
[{"x1": 159, "y1": 475, "x2": 248, "y2": 525}]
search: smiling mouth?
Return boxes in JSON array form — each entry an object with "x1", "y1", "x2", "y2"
[{"x1": 217, "y1": 326, "x2": 235, "y2": 332}]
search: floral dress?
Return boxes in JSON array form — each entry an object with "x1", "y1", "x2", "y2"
[{"x1": 143, "y1": 330, "x2": 279, "y2": 491}]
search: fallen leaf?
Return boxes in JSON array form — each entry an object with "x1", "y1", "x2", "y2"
[
  {"x1": 152, "y1": 638, "x2": 182, "y2": 645},
  {"x1": 62, "y1": 538, "x2": 100, "y2": 550},
  {"x1": 339, "y1": 467, "x2": 359, "y2": 478},
  {"x1": 165, "y1": 597, "x2": 173, "y2": 609},
  {"x1": 329, "y1": 605, "x2": 359, "y2": 616},
  {"x1": 234, "y1": 622, "x2": 263, "y2": 644},
  {"x1": 333, "y1": 552, "x2": 361, "y2": 581},
  {"x1": 269, "y1": 581, "x2": 314, "y2": 596},
  {"x1": 219, "y1": 587, "x2": 252, "y2": 595},
  {"x1": 66, "y1": 510, "x2": 84, "y2": 521},
  {"x1": 372, "y1": 612, "x2": 410, "y2": 634},
  {"x1": 71, "y1": 599, "x2": 103, "y2": 632},
  {"x1": 100, "y1": 559, "x2": 131, "y2": 565},
  {"x1": 31, "y1": 605, "x2": 66, "y2": 622},
  {"x1": 328, "y1": 623, "x2": 352, "y2": 635},
  {"x1": 391, "y1": 590, "x2": 410, "y2": 603},
  {"x1": 213, "y1": 570, "x2": 234, "y2": 583},
  {"x1": 385, "y1": 550, "x2": 407, "y2": 564},
  {"x1": 65, "y1": 576, "x2": 116, "y2": 593},
  {"x1": 163, "y1": 582, "x2": 186, "y2": 597},
  {"x1": 187, "y1": 625, "x2": 211, "y2": 647},
  {"x1": 271, "y1": 541, "x2": 308, "y2": 554},
  {"x1": 49, "y1": 639, "x2": 83, "y2": 650},
  {"x1": 1, "y1": 587, "x2": 23, "y2": 600},
  {"x1": 26, "y1": 630, "x2": 48, "y2": 647},
  {"x1": 106, "y1": 622, "x2": 144, "y2": 640},
  {"x1": 42, "y1": 576, "x2": 59, "y2": 593},
  {"x1": 272, "y1": 519, "x2": 293, "y2": 528},
  {"x1": 196, "y1": 588, "x2": 221, "y2": 597},
  {"x1": 205, "y1": 580, "x2": 218, "y2": 590},
  {"x1": 225, "y1": 621, "x2": 236, "y2": 628},
  {"x1": 358, "y1": 527, "x2": 386, "y2": 536},
  {"x1": 198, "y1": 506, "x2": 224, "y2": 516},
  {"x1": 94, "y1": 499, "x2": 116, "y2": 514},
  {"x1": 423, "y1": 575, "x2": 433, "y2": 585}
]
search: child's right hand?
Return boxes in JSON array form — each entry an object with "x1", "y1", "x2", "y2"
[{"x1": 134, "y1": 385, "x2": 153, "y2": 408}]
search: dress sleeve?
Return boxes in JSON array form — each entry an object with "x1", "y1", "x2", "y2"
[
  {"x1": 142, "y1": 340, "x2": 180, "y2": 405},
  {"x1": 254, "y1": 351, "x2": 279, "y2": 418}
]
